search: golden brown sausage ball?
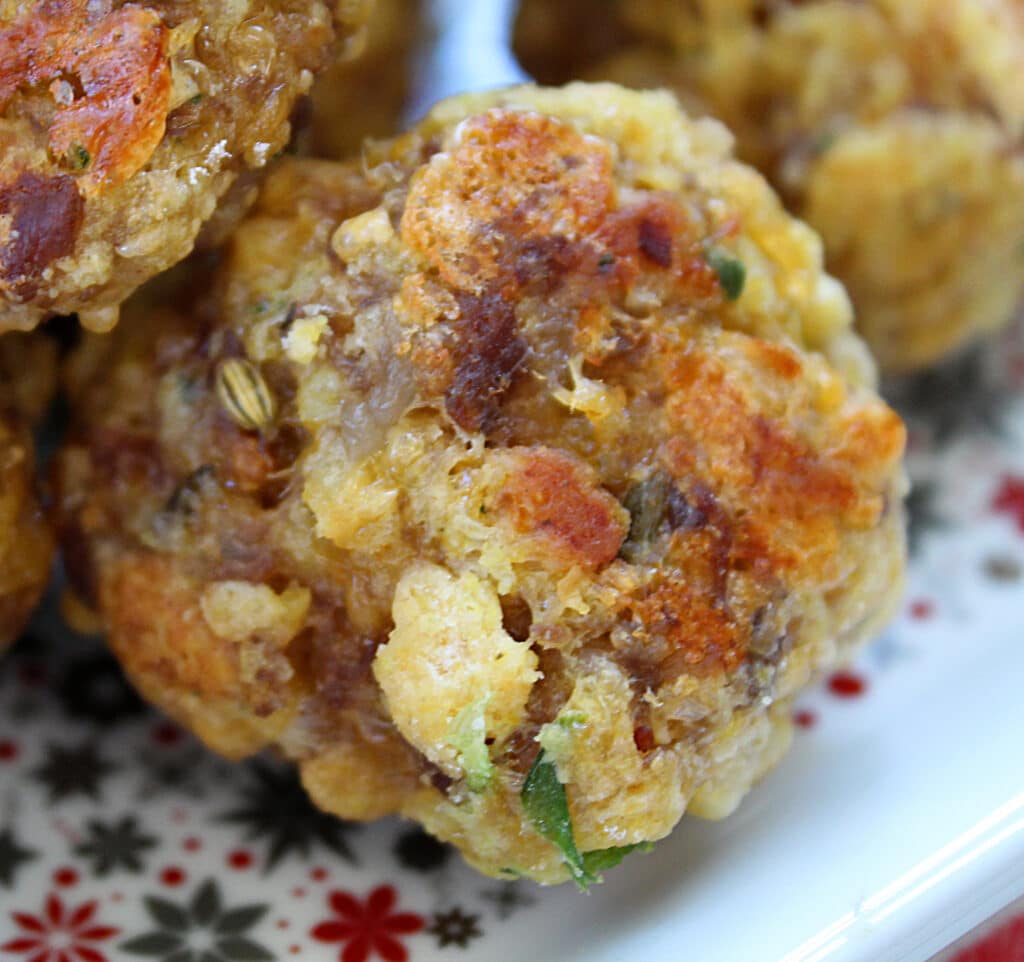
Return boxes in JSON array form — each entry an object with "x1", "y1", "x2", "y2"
[
  {"x1": 515, "y1": 0, "x2": 1024, "y2": 372},
  {"x1": 56, "y1": 84, "x2": 906, "y2": 883},
  {"x1": 0, "y1": 333, "x2": 56, "y2": 650},
  {"x1": 0, "y1": 0, "x2": 373, "y2": 333}
]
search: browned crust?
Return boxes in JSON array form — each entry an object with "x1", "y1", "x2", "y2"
[
  {"x1": 491, "y1": 447, "x2": 628, "y2": 570},
  {"x1": 0, "y1": 2, "x2": 171, "y2": 195}
]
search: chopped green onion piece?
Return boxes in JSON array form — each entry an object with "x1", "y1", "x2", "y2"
[
  {"x1": 448, "y1": 697, "x2": 494, "y2": 792},
  {"x1": 556, "y1": 710, "x2": 587, "y2": 729},
  {"x1": 521, "y1": 750, "x2": 596, "y2": 890},
  {"x1": 707, "y1": 250, "x2": 746, "y2": 300}
]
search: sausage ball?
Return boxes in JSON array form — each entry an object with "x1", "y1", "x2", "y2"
[
  {"x1": 0, "y1": 0, "x2": 373, "y2": 333},
  {"x1": 0, "y1": 333, "x2": 56, "y2": 650},
  {"x1": 515, "y1": 0, "x2": 1024, "y2": 372},
  {"x1": 57, "y1": 84, "x2": 906, "y2": 883}
]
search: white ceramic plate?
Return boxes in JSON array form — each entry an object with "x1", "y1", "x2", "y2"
[{"x1": 2, "y1": 4, "x2": 1023, "y2": 960}]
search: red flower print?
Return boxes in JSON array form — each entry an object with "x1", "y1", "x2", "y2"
[
  {"x1": 2, "y1": 894, "x2": 119, "y2": 962},
  {"x1": 311, "y1": 884, "x2": 425, "y2": 962},
  {"x1": 952, "y1": 913, "x2": 1024, "y2": 962},
  {"x1": 992, "y1": 476, "x2": 1024, "y2": 533}
]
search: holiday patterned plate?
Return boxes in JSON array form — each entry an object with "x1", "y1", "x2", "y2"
[
  {"x1": 4, "y1": 3, "x2": 1024, "y2": 958},
  {"x1": 1, "y1": 318, "x2": 1022, "y2": 962}
]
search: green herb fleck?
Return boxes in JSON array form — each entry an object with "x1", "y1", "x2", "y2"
[
  {"x1": 521, "y1": 750, "x2": 596, "y2": 890},
  {"x1": 176, "y1": 372, "x2": 202, "y2": 404},
  {"x1": 189, "y1": 93, "x2": 204, "y2": 106},
  {"x1": 810, "y1": 130, "x2": 837, "y2": 156},
  {"x1": 707, "y1": 250, "x2": 746, "y2": 300},
  {"x1": 521, "y1": 750, "x2": 653, "y2": 887},
  {"x1": 67, "y1": 143, "x2": 90, "y2": 171},
  {"x1": 620, "y1": 473, "x2": 672, "y2": 561},
  {"x1": 580, "y1": 842, "x2": 654, "y2": 874},
  {"x1": 597, "y1": 252, "x2": 616, "y2": 270}
]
